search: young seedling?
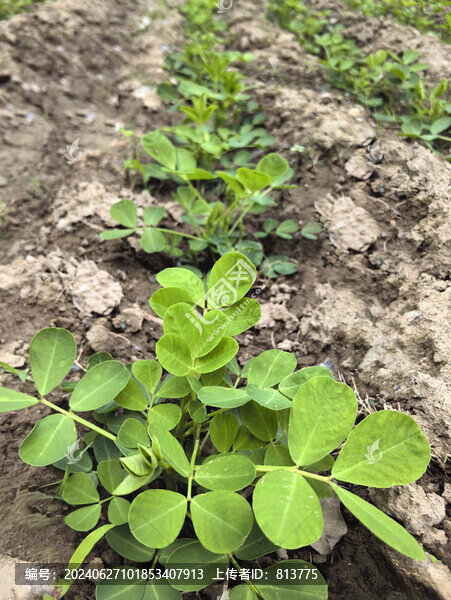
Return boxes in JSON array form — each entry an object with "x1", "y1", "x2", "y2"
[
  {"x1": 1, "y1": 253, "x2": 432, "y2": 599},
  {"x1": 101, "y1": 146, "x2": 300, "y2": 276}
]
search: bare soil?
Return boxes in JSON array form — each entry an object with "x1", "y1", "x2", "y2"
[{"x1": 0, "y1": 1, "x2": 449, "y2": 599}]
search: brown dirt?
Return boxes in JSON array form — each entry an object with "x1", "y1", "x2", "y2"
[{"x1": 0, "y1": 1, "x2": 450, "y2": 599}]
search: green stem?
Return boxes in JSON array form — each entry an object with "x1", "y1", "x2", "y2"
[
  {"x1": 254, "y1": 464, "x2": 332, "y2": 483},
  {"x1": 40, "y1": 398, "x2": 116, "y2": 441},
  {"x1": 184, "y1": 178, "x2": 211, "y2": 213},
  {"x1": 99, "y1": 495, "x2": 113, "y2": 505},
  {"x1": 229, "y1": 555, "x2": 260, "y2": 597},
  {"x1": 137, "y1": 226, "x2": 204, "y2": 242},
  {"x1": 187, "y1": 425, "x2": 201, "y2": 501}
]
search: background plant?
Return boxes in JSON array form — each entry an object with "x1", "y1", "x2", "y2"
[
  {"x1": 1, "y1": 253, "x2": 432, "y2": 599},
  {"x1": 343, "y1": 0, "x2": 451, "y2": 42},
  {"x1": 105, "y1": 0, "x2": 321, "y2": 276},
  {"x1": 269, "y1": 0, "x2": 451, "y2": 156}
]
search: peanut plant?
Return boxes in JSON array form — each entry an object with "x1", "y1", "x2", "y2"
[
  {"x1": 1, "y1": 253, "x2": 432, "y2": 599},
  {"x1": 101, "y1": 0, "x2": 321, "y2": 276},
  {"x1": 270, "y1": 0, "x2": 451, "y2": 156}
]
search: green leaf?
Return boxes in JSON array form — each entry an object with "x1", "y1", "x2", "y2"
[
  {"x1": 148, "y1": 424, "x2": 190, "y2": 476},
  {"x1": 187, "y1": 398, "x2": 207, "y2": 423},
  {"x1": 195, "y1": 337, "x2": 238, "y2": 373},
  {"x1": 401, "y1": 117, "x2": 422, "y2": 136},
  {"x1": 118, "y1": 419, "x2": 149, "y2": 449},
  {"x1": 70, "y1": 361, "x2": 129, "y2": 412},
  {"x1": 216, "y1": 170, "x2": 245, "y2": 195},
  {"x1": 276, "y1": 219, "x2": 298, "y2": 238},
  {"x1": 196, "y1": 455, "x2": 255, "y2": 491},
  {"x1": 29, "y1": 328, "x2": 76, "y2": 395},
  {"x1": 108, "y1": 497, "x2": 130, "y2": 525},
  {"x1": 198, "y1": 386, "x2": 250, "y2": 408},
  {"x1": 142, "y1": 132, "x2": 176, "y2": 170},
  {"x1": 143, "y1": 206, "x2": 165, "y2": 226},
  {"x1": 165, "y1": 540, "x2": 228, "y2": 592},
  {"x1": 143, "y1": 581, "x2": 183, "y2": 599},
  {"x1": 19, "y1": 414, "x2": 77, "y2": 466},
  {"x1": 150, "y1": 287, "x2": 199, "y2": 318},
  {"x1": 279, "y1": 366, "x2": 333, "y2": 399},
  {"x1": 113, "y1": 473, "x2": 153, "y2": 496},
  {"x1": 148, "y1": 404, "x2": 181, "y2": 430},
  {"x1": 65, "y1": 505, "x2": 101, "y2": 532},
  {"x1": 255, "y1": 560, "x2": 327, "y2": 599},
  {"x1": 0, "y1": 362, "x2": 28, "y2": 382},
  {"x1": 331, "y1": 483, "x2": 425, "y2": 560},
  {"x1": 110, "y1": 199, "x2": 137, "y2": 227},
  {"x1": 289, "y1": 377, "x2": 357, "y2": 466},
  {"x1": 97, "y1": 459, "x2": 123, "y2": 494},
  {"x1": 157, "y1": 267, "x2": 205, "y2": 304},
  {"x1": 222, "y1": 299, "x2": 261, "y2": 336},
  {"x1": 247, "y1": 350, "x2": 296, "y2": 388},
  {"x1": 209, "y1": 413, "x2": 238, "y2": 452},
  {"x1": 264, "y1": 445, "x2": 294, "y2": 466},
  {"x1": 246, "y1": 385, "x2": 292, "y2": 410},
  {"x1": 163, "y1": 303, "x2": 227, "y2": 357},
  {"x1": 57, "y1": 524, "x2": 115, "y2": 598},
  {"x1": 331, "y1": 410, "x2": 431, "y2": 487},
  {"x1": 93, "y1": 436, "x2": 122, "y2": 462},
  {"x1": 208, "y1": 252, "x2": 256, "y2": 308},
  {"x1": 156, "y1": 376, "x2": 191, "y2": 399},
  {"x1": 256, "y1": 153, "x2": 289, "y2": 182},
  {"x1": 253, "y1": 470, "x2": 323, "y2": 548},
  {"x1": 236, "y1": 168, "x2": 271, "y2": 192},
  {"x1": 191, "y1": 491, "x2": 253, "y2": 553},
  {"x1": 181, "y1": 168, "x2": 217, "y2": 180},
  {"x1": 115, "y1": 379, "x2": 148, "y2": 411},
  {"x1": 301, "y1": 222, "x2": 322, "y2": 240},
  {"x1": 176, "y1": 148, "x2": 197, "y2": 172},
  {"x1": 0, "y1": 387, "x2": 38, "y2": 412},
  {"x1": 228, "y1": 585, "x2": 257, "y2": 599},
  {"x1": 87, "y1": 352, "x2": 113, "y2": 370},
  {"x1": 241, "y1": 401, "x2": 278, "y2": 442},
  {"x1": 156, "y1": 334, "x2": 192, "y2": 376},
  {"x1": 62, "y1": 472, "x2": 100, "y2": 505},
  {"x1": 305, "y1": 454, "x2": 334, "y2": 472},
  {"x1": 120, "y1": 453, "x2": 153, "y2": 478},
  {"x1": 430, "y1": 117, "x2": 451, "y2": 135},
  {"x1": 99, "y1": 229, "x2": 134, "y2": 240},
  {"x1": 106, "y1": 524, "x2": 155, "y2": 561},
  {"x1": 96, "y1": 577, "x2": 145, "y2": 600},
  {"x1": 141, "y1": 229, "x2": 167, "y2": 253},
  {"x1": 402, "y1": 50, "x2": 419, "y2": 64},
  {"x1": 129, "y1": 489, "x2": 187, "y2": 548},
  {"x1": 235, "y1": 521, "x2": 279, "y2": 560}
]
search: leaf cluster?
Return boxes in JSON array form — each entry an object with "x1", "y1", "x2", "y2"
[{"x1": 1, "y1": 252, "x2": 432, "y2": 599}]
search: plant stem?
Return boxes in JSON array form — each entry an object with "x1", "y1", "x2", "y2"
[
  {"x1": 40, "y1": 398, "x2": 116, "y2": 441},
  {"x1": 254, "y1": 464, "x2": 332, "y2": 483},
  {"x1": 229, "y1": 554, "x2": 260, "y2": 597},
  {"x1": 137, "y1": 226, "x2": 204, "y2": 242},
  {"x1": 184, "y1": 178, "x2": 211, "y2": 213},
  {"x1": 186, "y1": 425, "x2": 201, "y2": 501}
]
